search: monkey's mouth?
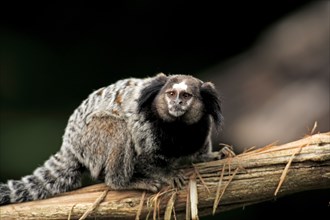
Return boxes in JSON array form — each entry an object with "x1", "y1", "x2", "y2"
[{"x1": 168, "y1": 106, "x2": 186, "y2": 117}]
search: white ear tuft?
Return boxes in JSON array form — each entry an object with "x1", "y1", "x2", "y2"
[{"x1": 156, "y1": 72, "x2": 167, "y2": 78}]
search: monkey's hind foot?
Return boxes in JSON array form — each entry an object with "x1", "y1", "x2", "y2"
[
  {"x1": 150, "y1": 171, "x2": 186, "y2": 191},
  {"x1": 169, "y1": 170, "x2": 186, "y2": 189},
  {"x1": 130, "y1": 179, "x2": 163, "y2": 193}
]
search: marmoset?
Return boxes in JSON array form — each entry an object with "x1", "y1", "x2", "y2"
[{"x1": 0, "y1": 73, "x2": 224, "y2": 205}]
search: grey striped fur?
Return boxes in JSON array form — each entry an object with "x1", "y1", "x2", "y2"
[{"x1": 0, "y1": 73, "x2": 223, "y2": 205}]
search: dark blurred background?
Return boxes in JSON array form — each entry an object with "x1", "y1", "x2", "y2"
[{"x1": 1, "y1": 1, "x2": 329, "y2": 219}]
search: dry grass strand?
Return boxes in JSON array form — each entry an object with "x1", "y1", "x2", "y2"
[
  {"x1": 213, "y1": 162, "x2": 226, "y2": 214},
  {"x1": 135, "y1": 191, "x2": 146, "y2": 220},
  {"x1": 186, "y1": 184, "x2": 191, "y2": 220},
  {"x1": 67, "y1": 204, "x2": 77, "y2": 220},
  {"x1": 274, "y1": 143, "x2": 306, "y2": 196},
  {"x1": 213, "y1": 167, "x2": 239, "y2": 214},
  {"x1": 189, "y1": 174, "x2": 199, "y2": 220},
  {"x1": 164, "y1": 191, "x2": 177, "y2": 220},
  {"x1": 78, "y1": 188, "x2": 109, "y2": 220},
  {"x1": 193, "y1": 165, "x2": 210, "y2": 194}
]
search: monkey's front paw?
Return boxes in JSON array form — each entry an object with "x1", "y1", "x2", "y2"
[
  {"x1": 162, "y1": 170, "x2": 186, "y2": 190},
  {"x1": 218, "y1": 145, "x2": 235, "y2": 159},
  {"x1": 200, "y1": 146, "x2": 235, "y2": 162}
]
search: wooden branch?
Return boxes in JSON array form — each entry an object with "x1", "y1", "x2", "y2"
[{"x1": 1, "y1": 132, "x2": 329, "y2": 219}]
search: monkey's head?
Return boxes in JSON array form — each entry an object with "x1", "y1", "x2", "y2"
[{"x1": 139, "y1": 73, "x2": 222, "y2": 129}]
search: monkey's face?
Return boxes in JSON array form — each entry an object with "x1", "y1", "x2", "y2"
[
  {"x1": 140, "y1": 73, "x2": 222, "y2": 127},
  {"x1": 154, "y1": 76, "x2": 205, "y2": 124},
  {"x1": 164, "y1": 81, "x2": 194, "y2": 117}
]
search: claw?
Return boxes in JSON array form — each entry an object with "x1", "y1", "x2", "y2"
[
  {"x1": 198, "y1": 145, "x2": 235, "y2": 162},
  {"x1": 168, "y1": 170, "x2": 186, "y2": 189},
  {"x1": 128, "y1": 179, "x2": 163, "y2": 193},
  {"x1": 148, "y1": 180, "x2": 163, "y2": 192},
  {"x1": 218, "y1": 145, "x2": 236, "y2": 159},
  {"x1": 172, "y1": 171, "x2": 186, "y2": 189}
]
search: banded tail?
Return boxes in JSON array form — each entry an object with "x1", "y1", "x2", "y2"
[{"x1": 0, "y1": 148, "x2": 83, "y2": 205}]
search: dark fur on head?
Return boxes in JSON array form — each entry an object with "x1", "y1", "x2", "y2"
[
  {"x1": 138, "y1": 73, "x2": 168, "y2": 114},
  {"x1": 200, "y1": 82, "x2": 223, "y2": 130}
]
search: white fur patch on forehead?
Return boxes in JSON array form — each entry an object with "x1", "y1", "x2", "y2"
[{"x1": 172, "y1": 81, "x2": 188, "y2": 90}]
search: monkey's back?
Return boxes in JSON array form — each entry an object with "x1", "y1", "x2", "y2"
[{"x1": 68, "y1": 77, "x2": 154, "y2": 127}]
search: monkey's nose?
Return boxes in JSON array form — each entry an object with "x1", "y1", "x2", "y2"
[{"x1": 175, "y1": 97, "x2": 183, "y2": 105}]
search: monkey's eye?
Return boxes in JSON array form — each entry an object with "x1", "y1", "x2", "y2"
[
  {"x1": 166, "y1": 91, "x2": 176, "y2": 97},
  {"x1": 181, "y1": 92, "x2": 192, "y2": 99}
]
